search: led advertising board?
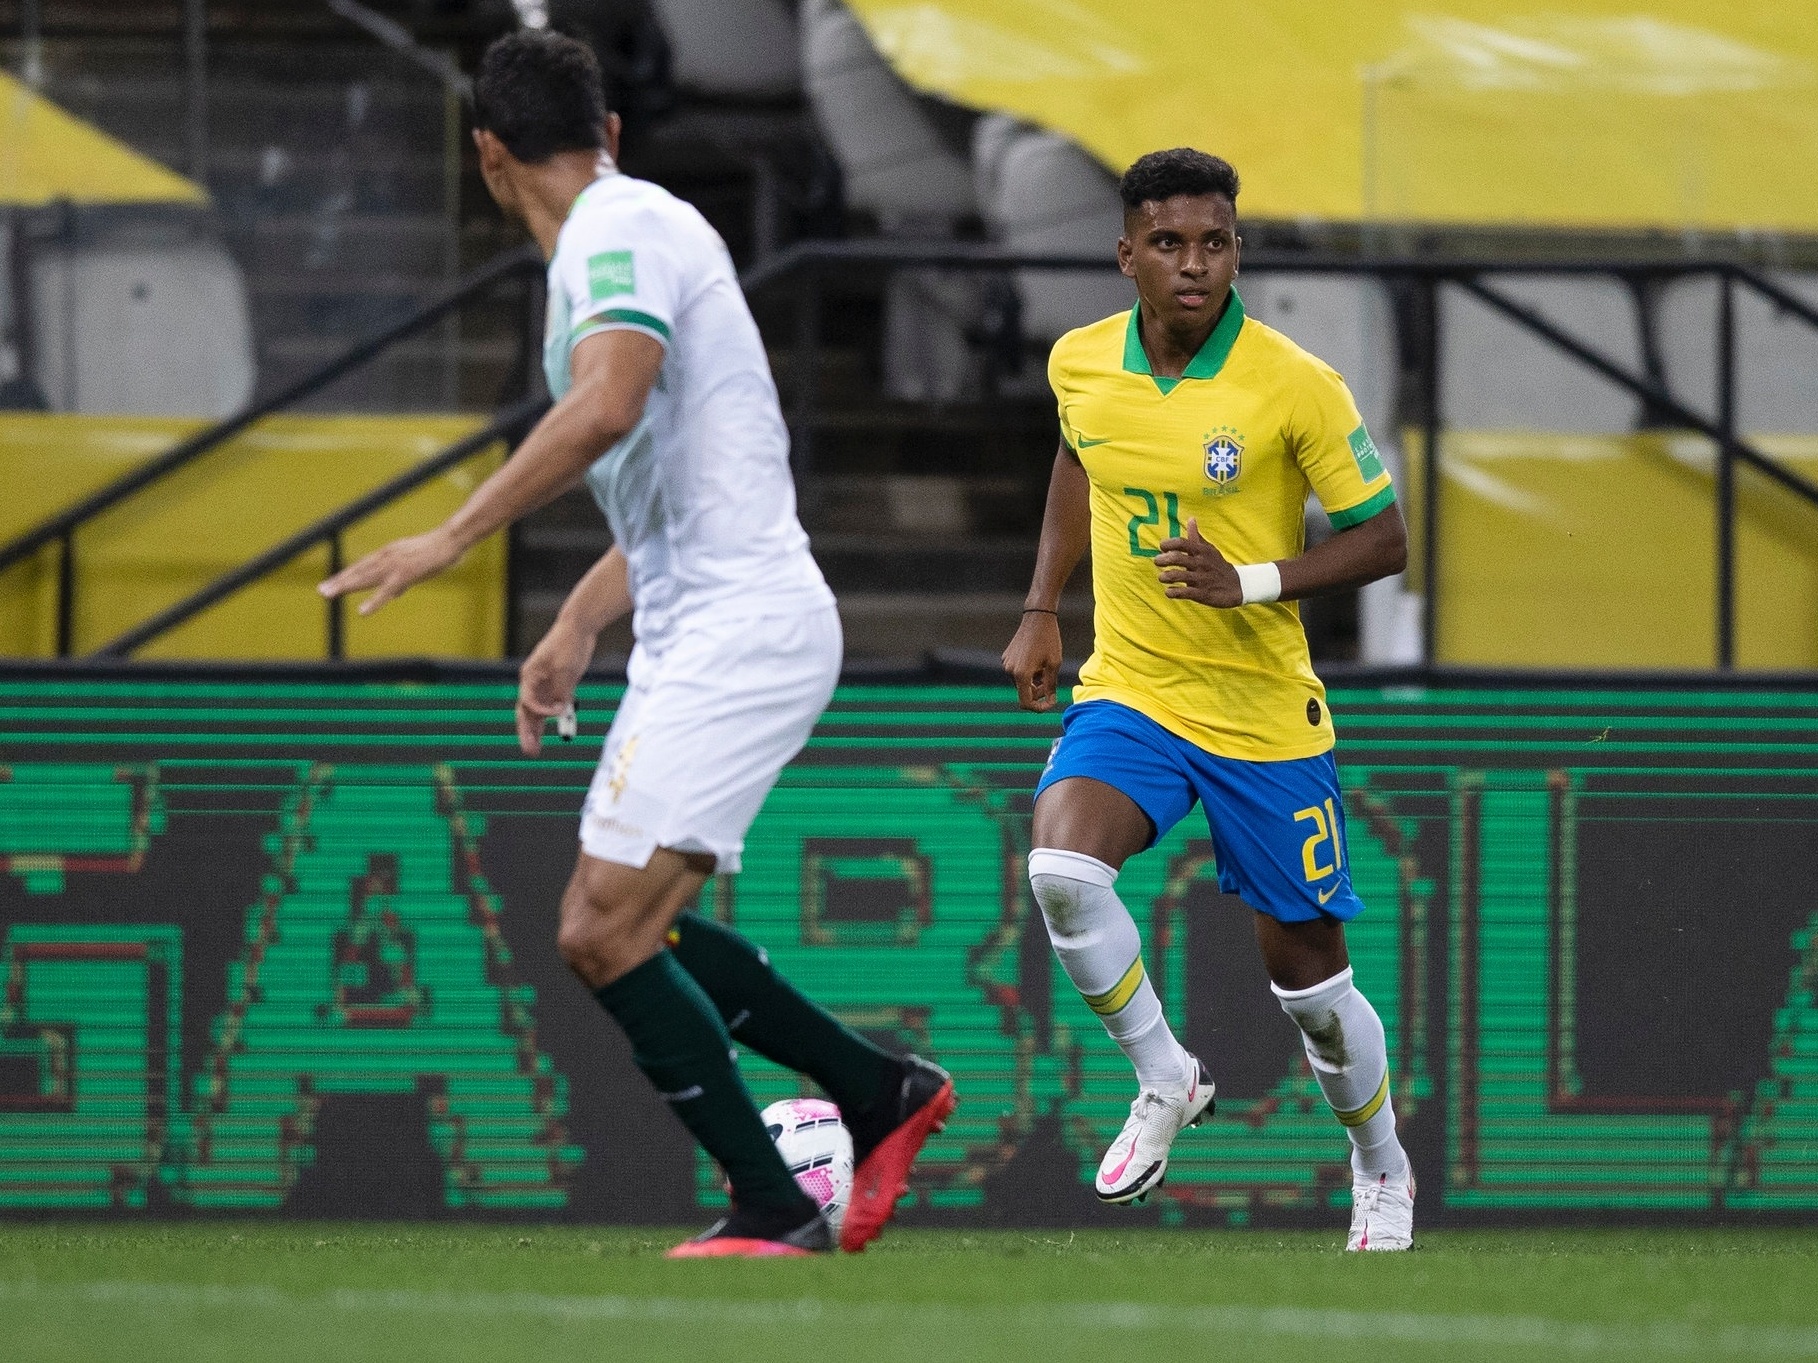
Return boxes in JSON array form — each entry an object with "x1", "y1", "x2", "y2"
[{"x1": 2, "y1": 680, "x2": 1814, "y2": 1224}]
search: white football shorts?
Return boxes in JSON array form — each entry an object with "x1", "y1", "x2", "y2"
[{"x1": 579, "y1": 604, "x2": 841, "y2": 874}]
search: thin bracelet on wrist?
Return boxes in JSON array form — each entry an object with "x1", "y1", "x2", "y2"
[{"x1": 1021, "y1": 607, "x2": 1059, "y2": 615}]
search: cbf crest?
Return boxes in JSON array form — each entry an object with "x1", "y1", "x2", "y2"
[{"x1": 1204, "y1": 427, "x2": 1244, "y2": 485}]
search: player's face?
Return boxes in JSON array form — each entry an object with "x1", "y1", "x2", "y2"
[{"x1": 1118, "y1": 194, "x2": 1240, "y2": 330}]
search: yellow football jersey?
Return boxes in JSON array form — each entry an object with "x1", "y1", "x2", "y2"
[{"x1": 1050, "y1": 292, "x2": 1396, "y2": 761}]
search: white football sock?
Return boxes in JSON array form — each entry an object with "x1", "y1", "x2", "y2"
[
  {"x1": 1273, "y1": 966, "x2": 1408, "y2": 1180},
  {"x1": 1029, "y1": 848, "x2": 1191, "y2": 1089}
]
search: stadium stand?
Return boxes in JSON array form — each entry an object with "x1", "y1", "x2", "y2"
[
  {"x1": 801, "y1": 0, "x2": 973, "y2": 232},
  {"x1": 1, "y1": 69, "x2": 251, "y2": 417},
  {"x1": 648, "y1": 0, "x2": 799, "y2": 100},
  {"x1": 802, "y1": 0, "x2": 982, "y2": 403},
  {"x1": 841, "y1": 2, "x2": 1818, "y2": 233},
  {"x1": 971, "y1": 113, "x2": 1129, "y2": 349},
  {"x1": 36, "y1": 57, "x2": 455, "y2": 411},
  {"x1": 1659, "y1": 274, "x2": 1818, "y2": 433},
  {"x1": 1441, "y1": 278, "x2": 1644, "y2": 434},
  {"x1": 0, "y1": 412, "x2": 507, "y2": 658},
  {"x1": 28, "y1": 238, "x2": 253, "y2": 418},
  {"x1": 1, "y1": 0, "x2": 1815, "y2": 669}
]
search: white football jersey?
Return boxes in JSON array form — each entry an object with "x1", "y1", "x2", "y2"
[{"x1": 543, "y1": 172, "x2": 833, "y2": 643}]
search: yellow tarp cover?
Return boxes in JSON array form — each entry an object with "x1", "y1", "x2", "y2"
[
  {"x1": 0, "y1": 415, "x2": 505, "y2": 661},
  {"x1": 848, "y1": 1, "x2": 1818, "y2": 232},
  {"x1": 0, "y1": 70, "x2": 206, "y2": 207},
  {"x1": 1404, "y1": 433, "x2": 1818, "y2": 669}
]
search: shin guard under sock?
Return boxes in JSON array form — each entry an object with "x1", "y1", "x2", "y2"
[
  {"x1": 593, "y1": 950, "x2": 814, "y2": 1218},
  {"x1": 669, "y1": 913, "x2": 899, "y2": 1118},
  {"x1": 1273, "y1": 966, "x2": 1408, "y2": 1179},
  {"x1": 1029, "y1": 848, "x2": 1191, "y2": 1089}
]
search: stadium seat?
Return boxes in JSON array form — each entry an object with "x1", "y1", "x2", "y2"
[
  {"x1": 972, "y1": 114, "x2": 1130, "y2": 344},
  {"x1": 1245, "y1": 274, "x2": 1420, "y2": 662},
  {"x1": 800, "y1": 0, "x2": 974, "y2": 227},
  {"x1": 27, "y1": 238, "x2": 254, "y2": 419},
  {"x1": 0, "y1": 221, "x2": 27, "y2": 408},
  {"x1": 1655, "y1": 273, "x2": 1818, "y2": 434},
  {"x1": 1440, "y1": 276, "x2": 1643, "y2": 433},
  {"x1": 649, "y1": 0, "x2": 802, "y2": 98},
  {"x1": 801, "y1": 0, "x2": 980, "y2": 401}
]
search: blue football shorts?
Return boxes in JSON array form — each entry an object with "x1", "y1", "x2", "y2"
[{"x1": 1032, "y1": 699, "x2": 1365, "y2": 923}]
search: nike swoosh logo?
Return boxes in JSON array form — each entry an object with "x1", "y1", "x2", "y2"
[
  {"x1": 1106, "y1": 1147, "x2": 1136, "y2": 1183},
  {"x1": 1076, "y1": 436, "x2": 1112, "y2": 447},
  {"x1": 1318, "y1": 884, "x2": 1340, "y2": 905}
]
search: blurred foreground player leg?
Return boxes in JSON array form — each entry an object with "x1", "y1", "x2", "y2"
[
  {"x1": 319, "y1": 30, "x2": 950, "y2": 1256},
  {"x1": 666, "y1": 913, "x2": 956, "y2": 1249},
  {"x1": 1002, "y1": 149, "x2": 1412, "y2": 1247}
]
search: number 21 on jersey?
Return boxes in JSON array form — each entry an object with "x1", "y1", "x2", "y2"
[
  {"x1": 1294, "y1": 798, "x2": 1344, "y2": 885},
  {"x1": 1124, "y1": 487, "x2": 1180, "y2": 558}
]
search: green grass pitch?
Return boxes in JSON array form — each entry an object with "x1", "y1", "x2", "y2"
[{"x1": 6, "y1": 1224, "x2": 1817, "y2": 1362}]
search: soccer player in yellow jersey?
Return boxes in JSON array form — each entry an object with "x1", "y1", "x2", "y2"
[{"x1": 1002, "y1": 149, "x2": 1415, "y2": 1250}]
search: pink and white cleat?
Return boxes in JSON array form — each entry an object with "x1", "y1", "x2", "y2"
[
  {"x1": 1094, "y1": 1056, "x2": 1216, "y2": 1204},
  {"x1": 1347, "y1": 1167, "x2": 1416, "y2": 1251}
]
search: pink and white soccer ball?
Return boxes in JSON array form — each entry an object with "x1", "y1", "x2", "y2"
[{"x1": 760, "y1": 1097, "x2": 854, "y2": 1234}]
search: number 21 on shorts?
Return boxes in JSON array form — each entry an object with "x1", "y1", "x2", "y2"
[{"x1": 1294, "y1": 798, "x2": 1344, "y2": 901}]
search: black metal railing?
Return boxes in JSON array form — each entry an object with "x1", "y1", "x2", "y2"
[
  {"x1": 0, "y1": 243, "x2": 543, "y2": 656},
  {"x1": 10, "y1": 238, "x2": 1816, "y2": 667},
  {"x1": 88, "y1": 397, "x2": 548, "y2": 660},
  {"x1": 742, "y1": 243, "x2": 1818, "y2": 670}
]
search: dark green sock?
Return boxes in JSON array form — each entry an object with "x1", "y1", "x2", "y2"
[
  {"x1": 593, "y1": 950, "x2": 814, "y2": 1219},
  {"x1": 671, "y1": 913, "x2": 898, "y2": 1117}
]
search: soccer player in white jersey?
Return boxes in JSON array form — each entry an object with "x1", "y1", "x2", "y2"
[{"x1": 320, "y1": 30, "x2": 954, "y2": 1258}]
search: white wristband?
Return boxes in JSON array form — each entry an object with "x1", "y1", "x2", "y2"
[{"x1": 1235, "y1": 561, "x2": 1282, "y2": 605}]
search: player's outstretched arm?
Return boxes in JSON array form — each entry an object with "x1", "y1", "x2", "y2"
[
  {"x1": 318, "y1": 329, "x2": 663, "y2": 615},
  {"x1": 1003, "y1": 443, "x2": 1091, "y2": 712},
  {"x1": 1155, "y1": 502, "x2": 1408, "y2": 608},
  {"x1": 516, "y1": 546, "x2": 632, "y2": 756}
]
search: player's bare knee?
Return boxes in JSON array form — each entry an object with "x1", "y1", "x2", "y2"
[
  {"x1": 555, "y1": 895, "x2": 619, "y2": 979},
  {"x1": 1031, "y1": 779, "x2": 1149, "y2": 867},
  {"x1": 553, "y1": 881, "x2": 627, "y2": 979},
  {"x1": 554, "y1": 914, "x2": 602, "y2": 978},
  {"x1": 555, "y1": 909, "x2": 659, "y2": 988}
]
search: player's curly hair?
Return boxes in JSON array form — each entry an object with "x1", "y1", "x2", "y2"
[
  {"x1": 1119, "y1": 149, "x2": 1240, "y2": 212},
  {"x1": 473, "y1": 30, "x2": 609, "y2": 164}
]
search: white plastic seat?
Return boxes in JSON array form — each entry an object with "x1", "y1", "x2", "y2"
[
  {"x1": 973, "y1": 115, "x2": 1129, "y2": 343},
  {"x1": 1656, "y1": 273, "x2": 1818, "y2": 434},
  {"x1": 29, "y1": 237, "x2": 255, "y2": 417},
  {"x1": 800, "y1": 0, "x2": 974, "y2": 228},
  {"x1": 1440, "y1": 276, "x2": 1642, "y2": 432},
  {"x1": 1245, "y1": 274, "x2": 1415, "y2": 662},
  {"x1": 649, "y1": 0, "x2": 801, "y2": 98},
  {"x1": 801, "y1": 0, "x2": 980, "y2": 401}
]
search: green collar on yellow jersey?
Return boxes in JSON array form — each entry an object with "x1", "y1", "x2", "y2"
[{"x1": 1122, "y1": 289, "x2": 1246, "y2": 395}]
